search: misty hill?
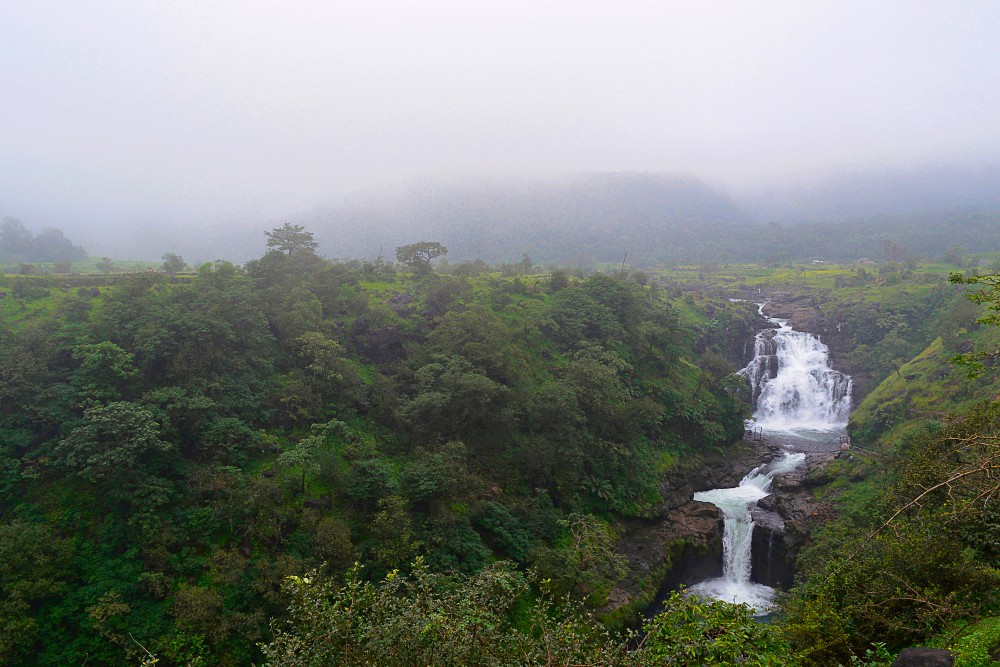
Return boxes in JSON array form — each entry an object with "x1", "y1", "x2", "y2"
[
  {"x1": 291, "y1": 172, "x2": 1000, "y2": 266},
  {"x1": 55, "y1": 168, "x2": 1000, "y2": 267},
  {"x1": 748, "y1": 160, "x2": 1000, "y2": 222},
  {"x1": 734, "y1": 209, "x2": 1000, "y2": 266},
  {"x1": 0, "y1": 218, "x2": 87, "y2": 265},
  {"x1": 299, "y1": 173, "x2": 746, "y2": 265}
]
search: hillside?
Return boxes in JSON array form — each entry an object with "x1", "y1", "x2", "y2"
[
  {"x1": 776, "y1": 273, "x2": 1000, "y2": 666},
  {"x1": 0, "y1": 238, "x2": 759, "y2": 665},
  {"x1": 300, "y1": 172, "x2": 746, "y2": 265},
  {"x1": 21, "y1": 171, "x2": 1000, "y2": 268},
  {"x1": 298, "y1": 176, "x2": 1000, "y2": 266}
]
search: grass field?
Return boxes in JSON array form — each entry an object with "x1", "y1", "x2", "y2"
[{"x1": 0, "y1": 257, "x2": 160, "y2": 274}]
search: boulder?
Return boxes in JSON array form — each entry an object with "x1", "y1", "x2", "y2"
[
  {"x1": 612, "y1": 443, "x2": 776, "y2": 604},
  {"x1": 761, "y1": 296, "x2": 825, "y2": 335},
  {"x1": 617, "y1": 501, "x2": 724, "y2": 581},
  {"x1": 890, "y1": 647, "x2": 953, "y2": 667},
  {"x1": 387, "y1": 291, "x2": 416, "y2": 314},
  {"x1": 655, "y1": 439, "x2": 781, "y2": 513}
]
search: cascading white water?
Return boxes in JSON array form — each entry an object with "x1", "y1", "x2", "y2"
[
  {"x1": 685, "y1": 306, "x2": 852, "y2": 613},
  {"x1": 688, "y1": 453, "x2": 804, "y2": 612},
  {"x1": 740, "y1": 307, "x2": 852, "y2": 432}
]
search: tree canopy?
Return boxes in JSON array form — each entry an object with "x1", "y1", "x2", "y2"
[
  {"x1": 396, "y1": 241, "x2": 447, "y2": 274},
  {"x1": 161, "y1": 252, "x2": 187, "y2": 273},
  {"x1": 0, "y1": 217, "x2": 87, "y2": 263},
  {"x1": 265, "y1": 223, "x2": 319, "y2": 255},
  {"x1": 3, "y1": 246, "x2": 995, "y2": 666}
]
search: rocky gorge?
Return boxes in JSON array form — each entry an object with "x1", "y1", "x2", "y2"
[
  {"x1": 601, "y1": 436, "x2": 841, "y2": 621},
  {"x1": 602, "y1": 299, "x2": 854, "y2": 622}
]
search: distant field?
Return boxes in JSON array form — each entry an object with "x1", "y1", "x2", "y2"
[
  {"x1": 648, "y1": 260, "x2": 979, "y2": 291},
  {"x1": 0, "y1": 257, "x2": 160, "y2": 274}
]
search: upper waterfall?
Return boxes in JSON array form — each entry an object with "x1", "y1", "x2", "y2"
[{"x1": 739, "y1": 305, "x2": 852, "y2": 432}]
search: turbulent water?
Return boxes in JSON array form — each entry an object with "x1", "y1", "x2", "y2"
[
  {"x1": 687, "y1": 306, "x2": 851, "y2": 613},
  {"x1": 688, "y1": 453, "x2": 805, "y2": 611},
  {"x1": 740, "y1": 307, "x2": 852, "y2": 432}
]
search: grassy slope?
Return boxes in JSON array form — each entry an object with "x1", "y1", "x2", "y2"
[
  {"x1": 799, "y1": 277, "x2": 1000, "y2": 664},
  {"x1": 849, "y1": 328, "x2": 1000, "y2": 449}
]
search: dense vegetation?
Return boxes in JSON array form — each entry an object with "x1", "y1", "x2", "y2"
[
  {"x1": 629, "y1": 260, "x2": 1000, "y2": 665},
  {"x1": 0, "y1": 229, "x2": 756, "y2": 665},
  {"x1": 649, "y1": 259, "x2": 988, "y2": 397},
  {"x1": 2, "y1": 229, "x2": 998, "y2": 665},
  {"x1": 784, "y1": 401, "x2": 1000, "y2": 666}
]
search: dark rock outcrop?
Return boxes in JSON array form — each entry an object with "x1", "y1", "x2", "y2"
[
  {"x1": 761, "y1": 297, "x2": 825, "y2": 334},
  {"x1": 750, "y1": 452, "x2": 836, "y2": 588},
  {"x1": 743, "y1": 329, "x2": 779, "y2": 406},
  {"x1": 759, "y1": 293, "x2": 857, "y2": 392},
  {"x1": 624, "y1": 501, "x2": 724, "y2": 584},
  {"x1": 762, "y1": 451, "x2": 838, "y2": 556},
  {"x1": 600, "y1": 499, "x2": 725, "y2": 619},
  {"x1": 749, "y1": 507, "x2": 791, "y2": 587},
  {"x1": 891, "y1": 647, "x2": 954, "y2": 667},
  {"x1": 655, "y1": 440, "x2": 783, "y2": 513}
]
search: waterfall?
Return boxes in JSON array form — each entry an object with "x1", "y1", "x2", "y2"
[
  {"x1": 684, "y1": 306, "x2": 851, "y2": 613},
  {"x1": 688, "y1": 453, "x2": 804, "y2": 612},
  {"x1": 740, "y1": 306, "x2": 852, "y2": 432}
]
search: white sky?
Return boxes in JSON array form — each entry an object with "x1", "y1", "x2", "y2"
[{"x1": 2, "y1": 0, "x2": 999, "y2": 229}]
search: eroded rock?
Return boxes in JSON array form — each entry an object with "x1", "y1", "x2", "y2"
[{"x1": 609, "y1": 438, "x2": 841, "y2": 620}]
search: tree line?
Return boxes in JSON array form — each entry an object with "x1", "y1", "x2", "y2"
[{"x1": 0, "y1": 217, "x2": 87, "y2": 264}]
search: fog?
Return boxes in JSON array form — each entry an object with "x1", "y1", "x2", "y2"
[{"x1": 2, "y1": 1, "x2": 999, "y2": 257}]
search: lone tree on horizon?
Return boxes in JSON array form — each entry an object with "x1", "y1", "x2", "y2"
[
  {"x1": 161, "y1": 252, "x2": 187, "y2": 274},
  {"x1": 396, "y1": 241, "x2": 447, "y2": 275},
  {"x1": 266, "y1": 223, "x2": 319, "y2": 256}
]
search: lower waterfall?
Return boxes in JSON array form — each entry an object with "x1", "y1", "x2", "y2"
[{"x1": 688, "y1": 452, "x2": 804, "y2": 612}]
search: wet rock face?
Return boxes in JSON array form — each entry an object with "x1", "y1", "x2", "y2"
[
  {"x1": 606, "y1": 500, "x2": 725, "y2": 618},
  {"x1": 746, "y1": 451, "x2": 839, "y2": 587},
  {"x1": 742, "y1": 330, "x2": 779, "y2": 407},
  {"x1": 749, "y1": 508, "x2": 792, "y2": 588},
  {"x1": 655, "y1": 441, "x2": 783, "y2": 513},
  {"x1": 744, "y1": 453, "x2": 837, "y2": 589},
  {"x1": 759, "y1": 293, "x2": 855, "y2": 379},
  {"x1": 620, "y1": 501, "x2": 724, "y2": 583},
  {"x1": 609, "y1": 441, "x2": 839, "y2": 618}
]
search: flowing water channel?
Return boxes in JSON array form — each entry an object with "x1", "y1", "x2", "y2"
[{"x1": 687, "y1": 306, "x2": 851, "y2": 613}]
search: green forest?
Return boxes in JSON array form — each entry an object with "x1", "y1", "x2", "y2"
[{"x1": 1, "y1": 226, "x2": 998, "y2": 666}]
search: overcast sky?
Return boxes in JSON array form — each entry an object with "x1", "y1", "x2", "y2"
[{"x1": 2, "y1": 1, "x2": 999, "y2": 233}]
